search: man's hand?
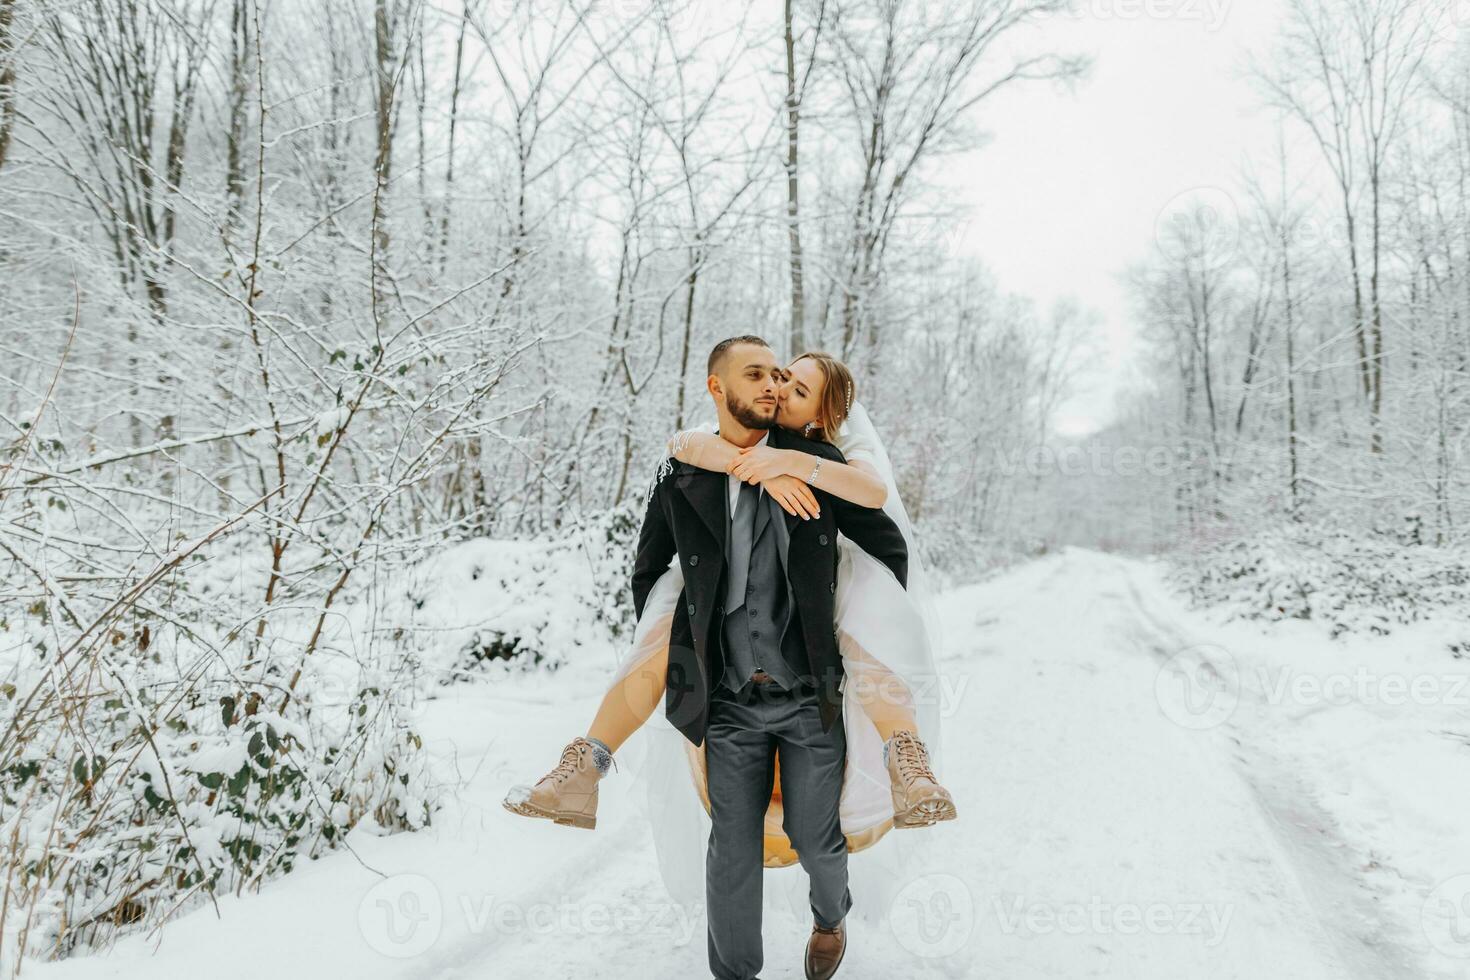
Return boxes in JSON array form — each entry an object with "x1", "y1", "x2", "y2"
[
  {"x1": 728, "y1": 444, "x2": 793, "y2": 485},
  {"x1": 762, "y1": 474, "x2": 820, "y2": 520}
]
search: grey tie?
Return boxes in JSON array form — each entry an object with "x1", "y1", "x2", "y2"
[{"x1": 725, "y1": 480, "x2": 758, "y2": 613}]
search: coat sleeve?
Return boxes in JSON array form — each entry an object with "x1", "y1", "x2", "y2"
[
  {"x1": 631, "y1": 464, "x2": 678, "y2": 620},
  {"x1": 820, "y1": 443, "x2": 909, "y2": 590}
]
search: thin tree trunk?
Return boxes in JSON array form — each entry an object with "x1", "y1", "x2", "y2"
[
  {"x1": 414, "y1": 26, "x2": 431, "y2": 257},
  {"x1": 1368, "y1": 161, "x2": 1384, "y2": 453},
  {"x1": 438, "y1": 0, "x2": 470, "y2": 273},
  {"x1": 0, "y1": 0, "x2": 16, "y2": 172},
  {"x1": 371, "y1": 0, "x2": 397, "y2": 318},
  {"x1": 673, "y1": 236, "x2": 701, "y2": 431},
  {"x1": 1341, "y1": 202, "x2": 1370, "y2": 406},
  {"x1": 1233, "y1": 287, "x2": 1271, "y2": 435},
  {"x1": 224, "y1": 0, "x2": 251, "y2": 248},
  {"x1": 784, "y1": 0, "x2": 806, "y2": 353},
  {"x1": 1282, "y1": 229, "x2": 1300, "y2": 517}
]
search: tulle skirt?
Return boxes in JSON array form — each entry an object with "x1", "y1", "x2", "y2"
[{"x1": 609, "y1": 535, "x2": 943, "y2": 923}]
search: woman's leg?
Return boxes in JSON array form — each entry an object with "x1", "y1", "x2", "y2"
[
  {"x1": 504, "y1": 574, "x2": 680, "y2": 829},
  {"x1": 841, "y1": 633, "x2": 957, "y2": 827},
  {"x1": 503, "y1": 636, "x2": 669, "y2": 829},
  {"x1": 831, "y1": 545, "x2": 956, "y2": 827},
  {"x1": 841, "y1": 638, "x2": 921, "y2": 742},
  {"x1": 586, "y1": 644, "x2": 668, "y2": 754}
]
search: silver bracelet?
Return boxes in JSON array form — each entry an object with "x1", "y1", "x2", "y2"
[{"x1": 808, "y1": 458, "x2": 822, "y2": 485}]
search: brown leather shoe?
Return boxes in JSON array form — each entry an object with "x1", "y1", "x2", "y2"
[
  {"x1": 501, "y1": 737, "x2": 607, "y2": 829},
  {"x1": 887, "y1": 730, "x2": 957, "y2": 828},
  {"x1": 805, "y1": 919, "x2": 845, "y2": 980}
]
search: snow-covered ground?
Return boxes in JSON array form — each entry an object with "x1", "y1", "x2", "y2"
[{"x1": 24, "y1": 548, "x2": 1470, "y2": 979}]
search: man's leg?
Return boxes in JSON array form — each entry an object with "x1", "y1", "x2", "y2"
[
  {"x1": 705, "y1": 688, "x2": 776, "y2": 980},
  {"x1": 774, "y1": 684, "x2": 851, "y2": 930}
]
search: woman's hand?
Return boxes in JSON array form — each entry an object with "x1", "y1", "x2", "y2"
[
  {"x1": 762, "y1": 475, "x2": 820, "y2": 520},
  {"x1": 728, "y1": 444, "x2": 794, "y2": 485}
]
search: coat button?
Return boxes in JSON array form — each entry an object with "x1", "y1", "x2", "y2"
[
  {"x1": 818, "y1": 534, "x2": 829, "y2": 546},
  {"x1": 829, "y1": 581, "x2": 836, "y2": 593},
  {"x1": 687, "y1": 602, "x2": 696, "y2": 616},
  {"x1": 688, "y1": 554, "x2": 699, "y2": 566}
]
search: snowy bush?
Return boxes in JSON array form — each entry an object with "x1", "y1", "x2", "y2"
[
  {"x1": 1173, "y1": 522, "x2": 1470, "y2": 638},
  {"x1": 566, "y1": 501, "x2": 644, "y2": 642},
  {"x1": 0, "y1": 583, "x2": 438, "y2": 961},
  {"x1": 0, "y1": 503, "x2": 643, "y2": 962},
  {"x1": 383, "y1": 504, "x2": 641, "y2": 685}
]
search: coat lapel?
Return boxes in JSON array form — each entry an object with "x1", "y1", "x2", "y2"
[{"x1": 675, "y1": 465, "x2": 727, "y2": 547}]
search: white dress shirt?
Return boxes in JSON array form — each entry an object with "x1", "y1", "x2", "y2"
[{"x1": 726, "y1": 431, "x2": 770, "y2": 514}]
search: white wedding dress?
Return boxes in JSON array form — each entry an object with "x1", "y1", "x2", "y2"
[{"x1": 609, "y1": 402, "x2": 946, "y2": 927}]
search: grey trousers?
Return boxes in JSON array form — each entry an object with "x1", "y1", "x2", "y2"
[{"x1": 704, "y1": 679, "x2": 851, "y2": 980}]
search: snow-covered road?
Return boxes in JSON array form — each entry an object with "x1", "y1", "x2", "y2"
[{"x1": 29, "y1": 549, "x2": 1467, "y2": 979}]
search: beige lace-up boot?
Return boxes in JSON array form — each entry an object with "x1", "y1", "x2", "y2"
[
  {"x1": 502, "y1": 736, "x2": 608, "y2": 829},
  {"x1": 886, "y1": 730, "x2": 957, "y2": 828}
]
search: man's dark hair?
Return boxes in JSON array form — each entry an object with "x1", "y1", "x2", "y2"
[{"x1": 707, "y1": 335, "x2": 771, "y2": 375}]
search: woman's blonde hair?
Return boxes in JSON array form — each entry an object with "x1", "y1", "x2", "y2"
[{"x1": 790, "y1": 351, "x2": 854, "y2": 444}]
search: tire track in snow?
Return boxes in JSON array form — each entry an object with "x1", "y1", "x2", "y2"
[{"x1": 1112, "y1": 556, "x2": 1442, "y2": 980}]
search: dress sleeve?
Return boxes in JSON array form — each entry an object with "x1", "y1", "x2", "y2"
[{"x1": 836, "y1": 421, "x2": 878, "y2": 466}]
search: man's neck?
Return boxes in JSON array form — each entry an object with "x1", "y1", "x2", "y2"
[{"x1": 716, "y1": 415, "x2": 769, "y2": 449}]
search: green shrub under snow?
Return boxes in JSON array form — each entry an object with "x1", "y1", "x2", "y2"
[
  {"x1": 1, "y1": 516, "x2": 638, "y2": 961},
  {"x1": 0, "y1": 605, "x2": 438, "y2": 960}
]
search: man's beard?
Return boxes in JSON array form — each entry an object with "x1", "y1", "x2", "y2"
[{"x1": 727, "y1": 392, "x2": 776, "y2": 430}]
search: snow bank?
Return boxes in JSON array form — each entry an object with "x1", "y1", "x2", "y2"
[
  {"x1": 0, "y1": 515, "x2": 637, "y2": 965},
  {"x1": 1173, "y1": 521, "x2": 1470, "y2": 640}
]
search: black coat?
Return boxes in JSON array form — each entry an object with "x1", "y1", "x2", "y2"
[{"x1": 631, "y1": 425, "x2": 909, "y2": 747}]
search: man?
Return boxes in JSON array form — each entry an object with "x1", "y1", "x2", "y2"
[{"x1": 630, "y1": 336, "x2": 909, "y2": 980}]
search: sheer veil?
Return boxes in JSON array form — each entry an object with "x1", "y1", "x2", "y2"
[{"x1": 840, "y1": 400, "x2": 946, "y2": 768}]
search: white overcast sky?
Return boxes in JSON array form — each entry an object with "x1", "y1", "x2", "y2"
[{"x1": 949, "y1": 0, "x2": 1291, "y2": 436}]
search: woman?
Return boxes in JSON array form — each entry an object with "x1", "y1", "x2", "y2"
[{"x1": 503, "y1": 352, "x2": 955, "y2": 869}]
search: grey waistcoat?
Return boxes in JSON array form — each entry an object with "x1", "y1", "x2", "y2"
[{"x1": 720, "y1": 480, "x2": 807, "y2": 693}]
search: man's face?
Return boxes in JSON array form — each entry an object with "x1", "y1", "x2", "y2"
[{"x1": 713, "y1": 344, "x2": 780, "y2": 429}]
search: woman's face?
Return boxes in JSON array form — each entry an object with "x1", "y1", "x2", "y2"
[{"x1": 777, "y1": 357, "x2": 825, "y2": 432}]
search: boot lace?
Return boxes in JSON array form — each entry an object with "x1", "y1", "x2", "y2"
[
  {"x1": 542, "y1": 738, "x2": 616, "y2": 785},
  {"x1": 891, "y1": 731, "x2": 935, "y2": 783},
  {"x1": 545, "y1": 739, "x2": 589, "y2": 784}
]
